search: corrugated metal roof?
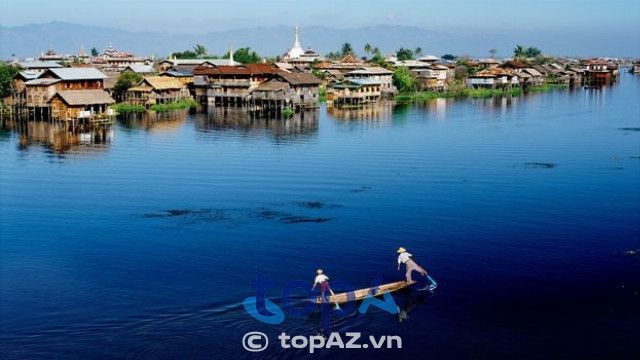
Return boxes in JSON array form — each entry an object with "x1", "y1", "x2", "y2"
[
  {"x1": 332, "y1": 78, "x2": 381, "y2": 88},
  {"x1": 346, "y1": 66, "x2": 393, "y2": 75},
  {"x1": 125, "y1": 65, "x2": 155, "y2": 73},
  {"x1": 19, "y1": 70, "x2": 45, "y2": 80},
  {"x1": 160, "y1": 70, "x2": 192, "y2": 77},
  {"x1": 394, "y1": 60, "x2": 430, "y2": 68},
  {"x1": 348, "y1": 78, "x2": 381, "y2": 85},
  {"x1": 162, "y1": 59, "x2": 241, "y2": 66},
  {"x1": 47, "y1": 67, "x2": 107, "y2": 80},
  {"x1": 25, "y1": 78, "x2": 61, "y2": 86},
  {"x1": 17, "y1": 61, "x2": 63, "y2": 69}
]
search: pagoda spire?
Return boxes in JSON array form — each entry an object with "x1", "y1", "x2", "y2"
[
  {"x1": 293, "y1": 25, "x2": 301, "y2": 48},
  {"x1": 286, "y1": 25, "x2": 304, "y2": 59}
]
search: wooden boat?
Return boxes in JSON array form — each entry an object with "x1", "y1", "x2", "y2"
[{"x1": 315, "y1": 280, "x2": 408, "y2": 304}]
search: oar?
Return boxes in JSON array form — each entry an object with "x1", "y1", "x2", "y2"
[
  {"x1": 329, "y1": 290, "x2": 341, "y2": 310},
  {"x1": 427, "y1": 275, "x2": 438, "y2": 290}
]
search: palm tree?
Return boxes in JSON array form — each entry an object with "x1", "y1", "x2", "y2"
[
  {"x1": 414, "y1": 47, "x2": 423, "y2": 57},
  {"x1": 364, "y1": 43, "x2": 373, "y2": 55},
  {"x1": 513, "y1": 45, "x2": 525, "y2": 58},
  {"x1": 341, "y1": 42, "x2": 353, "y2": 56},
  {"x1": 489, "y1": 48, "x2": 497, "y2": 58},
  {"x1": 525, "y1": 47, "x2": 541, "y2": 57},
  {"x1": 194, "y1": 44, "x2": 207, "y2": 57}
]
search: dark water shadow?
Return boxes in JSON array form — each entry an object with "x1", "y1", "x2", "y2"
[
  {"x1": 521, "y1": 162, "x2": 558, "y2": 169},
  {"x1": 142, "y1": 203, "x2": 336, "y2": 226}
]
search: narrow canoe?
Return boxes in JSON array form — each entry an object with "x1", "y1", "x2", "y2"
[{"x1": 315, "y1": 280, "x2": 408, "y2": 304}]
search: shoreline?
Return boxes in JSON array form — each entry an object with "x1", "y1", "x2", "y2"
[{"x1": 394, "y1": 83, "x2": 568, "y2": 103}]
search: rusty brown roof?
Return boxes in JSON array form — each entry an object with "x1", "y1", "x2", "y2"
[{"x1": 193, "y1": 63, "x2": 281, "y2": 76}]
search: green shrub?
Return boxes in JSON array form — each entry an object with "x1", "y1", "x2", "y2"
[
  {"x1": 111, "y1": 103, "x2": 145, "y2": 113},
  {"x1": 149, "y1": 98, "x2": 198, "y2": 112},
  {"x1": 282, "y1": 107, "x2": 294, "y2": 118}
]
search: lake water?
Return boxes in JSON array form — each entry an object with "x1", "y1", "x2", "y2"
[{"x1": 1, "y1": 76, "x2": 639, "y2": 359}]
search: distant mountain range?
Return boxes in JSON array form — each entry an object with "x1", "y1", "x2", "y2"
[{"x1": 1, "y1": 21, "x2": 638, "y2": 59}]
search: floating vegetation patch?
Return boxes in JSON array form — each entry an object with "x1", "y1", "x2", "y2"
[
  {"x1": 350, "y1": 185, "x2": 372, "y2": 193},
  {"x1": 143, "y1": 205, "x2": 334, "y2": 225},
  {"x1": 292, "y1": 201, "x2": 342, "y2": 209},
  {"x1": 167, "y1": 209, "x2": 196, "y2": 216},
  {"x1": 619, "y1": 127, "x2": 640, "y2": 132},
  {"x1": 144, "y1": 208, "x2": 228, "y2": 222},
  {"x1": 522, "y1": 162, "x2": 557, "y2": 169},
  {"x1": 279, "y1": 216, "x2": 333, "y2": 224},
  {"x1": 255, "y1": 208, "x2": 290, "y2": 220}
]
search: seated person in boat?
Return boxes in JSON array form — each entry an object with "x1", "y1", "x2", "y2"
[{"x1": 397, "y1": 247, "x2": 428, "y2": 284}]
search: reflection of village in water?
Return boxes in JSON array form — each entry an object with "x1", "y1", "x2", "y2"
[
  {"x1": 327, "y1": 101, "x2": 395, "y2": 123},
  {"x1": 194, "y1": 106, "x2": 319, "y2": 140},
  {"x1": 327, "y1": 100, "x2": 450, "y2": 125},
  {"x1": 0, "y1": 83, "x2": 616, "y2": 156},
  {"x1": 118, "y1": 109, "x2": 190, "y2": 132},
  {"x1": 1, "y1": 118, "x2": 113, "y2": 155}
]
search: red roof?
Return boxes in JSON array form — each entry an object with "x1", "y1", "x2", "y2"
[{"x1": 193, "y1": 63, "x2": 281, "y2": 76}]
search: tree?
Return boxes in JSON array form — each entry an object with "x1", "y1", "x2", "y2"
[
  {"x1": 91, "y1": 47, "x2": 99, "y2": 56},
  {"x1": 341, "y1": 42, "x2": 353, "y2": 56},
  {"x1": 524, "y1": 47, "x2": 541, "y2": 57},
  {"x1": 311, "y1": 69, "x2": 326, "y2": 80},
  {"x1": 369, "y1": 48, "x2": 389, "y2": 67},
  {"x1": 414, "y1": 47, "x2": 423, "y2": 57},
  {"x1": 441, "y1": 54, "x2": 456, "y2": 61},
  {"x1": 514, "y1": 45, "x2": 542, "y2": 58},
  {"x1": 114, "y1": 72, "x2": 143, "y2": 102},
  {"x1": 392, "y1": 66, "x2": 416, "y2": 93},
  {"x1": 171, "y1": 49, "x2": 198, "y2": 59},
  {"x1": 396, "y1": 47, "x2": 414, "y2": 61},
  {"x1": 194, "y1": 44, "x2": 207, "y2": 57},
  {"x1": 364, "y1": 43, "x2": 373, "y2": 55},
  {"x1": 325, "y1": 51, "x2": 341, "y2": 60},
  {"x1": 0, "y1": 63, "x2": 19, "y2": 100},
  {"x1": 489, "y1": 48, "x2": 497, "y2": 58},
  {"x1": 226, "y1": 47, "x2": 261, "y2": 64}
]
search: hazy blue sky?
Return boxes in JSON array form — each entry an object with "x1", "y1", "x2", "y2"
[{"x1": 2, "y1": 0, "x2": 639, "y2": 33}]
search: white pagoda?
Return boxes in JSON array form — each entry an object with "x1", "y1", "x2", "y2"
[
  {"x1": 286, "y1": 26, "x2": 305, "y2": 59},
  {"x1": 283, "y1": 26, "x2": 322, "y2": 64}
]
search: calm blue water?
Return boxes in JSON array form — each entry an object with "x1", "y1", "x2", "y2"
[{"x1": 1, "y1": 76, "x2": 639, "y2": 359}]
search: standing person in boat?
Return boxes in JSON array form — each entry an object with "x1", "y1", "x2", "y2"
[
  {"x1": 397, "y1": 247, "x2": 428, "y2": 284},
  {"x1": 312, "y1": 269, "x2": 337, "y2": 302}
]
